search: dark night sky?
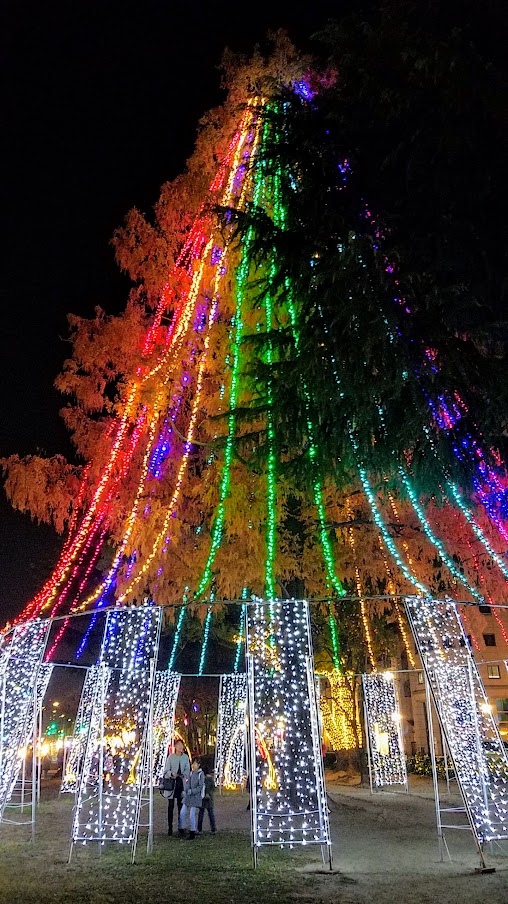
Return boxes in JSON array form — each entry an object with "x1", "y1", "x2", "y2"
[{"x1": 0, "y1": 0, "x2": 354, "y2": 620}]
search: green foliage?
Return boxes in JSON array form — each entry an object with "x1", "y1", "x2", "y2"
[
  {"x1": 230, "y1": 82, "x2": 508, "y2": 498},
  {"x1": 406, "y1": 752, "x2": 454, "y2": 780}
]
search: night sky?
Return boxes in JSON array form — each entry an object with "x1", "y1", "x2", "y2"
[{"x1": 0, "y1": 0, "x2": 353, "y2": 621}]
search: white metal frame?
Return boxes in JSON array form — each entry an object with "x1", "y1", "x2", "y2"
[
  {"x1": 0, "y1": 620, "x2": 50, "y2": 837},
  {"x1": 61, "y1": 665, "x2": 107, "y2": 795},
  {"x1": 245, "y1": 598, "x2": 332, "y2": 869},
  {"x1": 362, "y1": 671, "x2": 408, "y2": 794},
  {"x1": 405, "y1": 596, "x2": 508, "y2": 870},
  {"x1": 151, "y1": 670, "x2": 181, "y2": 788},
  {"x1": 69, "y1": 606, "x2": 162, "y2": 862},
  {"x1": 215, "y1": 673, "x2": 247, "y2": 790}
]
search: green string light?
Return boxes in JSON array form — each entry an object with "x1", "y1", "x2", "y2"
[
  {"x1": 257, "y1": 114, "x2": 278, "y2": 601},
  {"x1": 272, "y1": 149, "x2": 344, "y2": 671},
  {"x1": 264, "y1": 273, "x2": 277, "y2": 599},
  {"x1": 397, "y1": 467, "x2": 485, "y2": 602},
  {"x1": 195, "y1": 122, "x2": 265, "y2": 602},
  {"x1": 348, "y1": 430, "x2": 429, "y2": 595},
  {"x1": 198, "y1": 605, "x2": 213, "y2": 676},
  {"x1": 234, "y1": 590, "x2": 248, "y2": 673},
  {"x1": 168, "y1": 590, "x2": 188, "y2": 670},
  {"x1": 446, "y1": 481, "x2": 508, "y2": 582},
  {"x1": 194, "y1": 112, "x2": 267, "y2": 674}
]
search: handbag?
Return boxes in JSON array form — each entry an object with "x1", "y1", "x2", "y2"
[{"x1": 162, "y1": 775, "x2": 176, "y2": 793}]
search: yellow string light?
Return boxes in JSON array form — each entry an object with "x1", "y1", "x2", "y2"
[
  {"x1": 346, "y1": 497, "x2": 376, "y2": 670},
  {"x1": 320, "y1": 670, "x2": 362, "y2": 751}
]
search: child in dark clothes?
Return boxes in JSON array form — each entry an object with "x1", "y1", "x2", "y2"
[{"x1": 197, "y1": 767, "x2": 216, "y2": 834}]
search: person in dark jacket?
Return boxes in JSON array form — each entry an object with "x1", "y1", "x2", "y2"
[
  {"x1": 180, "y1": 757, "x2": 205, "y2": 840},
  {"x1": 197, "y1": 766, "x2": 216, "y2": 834}
]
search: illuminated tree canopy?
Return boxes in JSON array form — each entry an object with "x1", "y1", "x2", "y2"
[{"x1": 2, "y1": 16, "x2": 508, "y2": 670}]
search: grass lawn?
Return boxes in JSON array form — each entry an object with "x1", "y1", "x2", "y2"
[
  {"x1": 5, "y1": 776, "x2": 505, "y2": 904},
  {"x1": 0, "y1": 785, "x2": 332, "y2": 904}
]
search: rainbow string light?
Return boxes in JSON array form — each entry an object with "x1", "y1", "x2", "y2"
[
  {"x1": 193, "y1": 107, "x2": 265, "y2": 672},
  {"x1": 9, "y1": 86, "x2": 508, "y2": 700},
  {"x1": 13, "y1": 105, "x2": 258, "y2": 646},
  {"x1": 194, "y1": 111, "x2": 265, "y2": 601}
]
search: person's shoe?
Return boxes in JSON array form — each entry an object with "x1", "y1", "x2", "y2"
[
  {"x1": 168, "y1": 828, "x2": 173, "y2": 836},
  {"x1": 178, "y1": 828, "x2": 186, "y2": 837},
  {"x1": 211, "y1": 830, "x2": 216, "y2": 834},
  {"x1": 187, "y1": 831, "x2": 196, "y2": 840}
]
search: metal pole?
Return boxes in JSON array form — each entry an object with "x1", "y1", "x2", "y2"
[
  {"x1": 245, "y1": 650, "x2": 258, "y2": 868},
  {"x1": 424, "y1": 668, "x2": 446, "y2": 862},
  {"x1": 466, "y1": 659, "x2": 489, "y2": 870},
  {"x1": 362, "y1": 681, "x2": 374, "y2": 795},
  {"x1": 217, "y1": 675, "x2": 223, "y2": 795},
  {"x1": 147, "y1": 658, "x2": 155, "y2": 856},
  {"x1": 0, "y1": 667, "x2": 6, "y2": 821},
  {"x1": 31, "y1": 674, "x2": 38, "y2": 844},
  {"x1": 37, "y1": 688, "x2": 43, "y2": 804},
  {"x1": 97, "y1": 663, "x2": 106, "y2": 856},
  {"x1": 440, "y1": 723, "x2": 451, "y2": 796},
  {"x1": 393, "y1": 676, "x2": 409, "y2": 794},
  {"x1": 20, "y1": 745, "x2": 26, "y2": 813},
  {"x1": 305, "y1": 651, "x2": 332, "y2": 871}
]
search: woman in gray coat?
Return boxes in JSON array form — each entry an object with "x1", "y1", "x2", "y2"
[
  {"x1": 163, "y1": 738, "x2": 191, "y2": 836},
  {"x1": 179, "y1": 757, "x2": 205, "y2": 839}
]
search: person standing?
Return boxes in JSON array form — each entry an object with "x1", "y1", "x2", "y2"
[
  {"x1": 163, "y1": 738, "x2": 191, "y2": 836},
  {"x1": 197, "y1": 766, "x2": 216, "y2": 834},
  {"x1": 180, "y1": 757, "x2": 205, "y2": 840}
]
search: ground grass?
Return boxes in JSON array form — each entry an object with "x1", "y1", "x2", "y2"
[{"x1": 0, "y1": 790, "x2": 331, "y2": 904}]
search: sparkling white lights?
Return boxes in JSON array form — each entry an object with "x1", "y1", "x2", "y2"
[
  {"x1": 70, "y1": 606, "x2": 161, "y2": 853},
  {"x1": 152, "y1": 670, "x2": 181, "y2": 786},
  {"x1": 215, "y1": 674, "x2": 247, "y2": 789},
  {"x1": 362, "y1": 671, "x2": 408, "y2": 788},
  {"x1": 246, "y1": 599, "x2": 331, "y2": 861},
  {"x1": 0, "y1": 620, "x2": 50, "y2": 819},
  {"x1": 61, "y1": 665, "x2": 110, "y2": 794},
  {"x1": 405, "y1": 596, "x2": 508, "y2": 844}
]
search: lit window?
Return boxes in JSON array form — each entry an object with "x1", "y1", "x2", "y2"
[
  {"x1": 488, "y1": 664, "x2": 501, "y2": 679},
  {"x1": 417, "y1": 672, "x2": 424, "y2": 685},
  {"x1": 483, "y1": 634, "x2": 497, "y2": 647},
  {"x1": 496, "y1": 699, "x2": 508, "y2": 725}
]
